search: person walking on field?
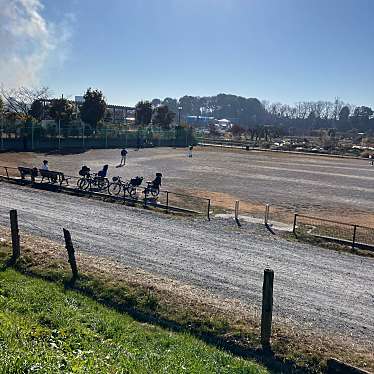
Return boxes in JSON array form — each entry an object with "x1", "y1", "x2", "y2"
[
  {"x1": 188, "y1": 145, "x2": 193, "y2": 158},
  {"x1": 369, "y1": 154, "x2": 374, "y2": 166},
  {"x1": 119, "y1": 148, "x2": 128, "y2": 166}
]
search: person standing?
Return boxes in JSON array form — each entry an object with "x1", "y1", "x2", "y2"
[
  {"x1": 188, "y1": 145, "x2": 193, "y2": 158},
  {"x1": 41, "y1": 160, "x2": 49, "y2": 170},
  {"x1": 120, "y1": 148, "x2": 128, "y2": 166}
]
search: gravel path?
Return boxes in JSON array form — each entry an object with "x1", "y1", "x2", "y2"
[{"x1": 0, "y1": 182, "x2": 373, "y2": 344}]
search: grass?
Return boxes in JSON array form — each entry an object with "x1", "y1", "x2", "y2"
[
  {"x1": 0, "y1": 267, "x2": 267, "y2": 373},
  {"x1": 0, "y1": 233, "x2": 372, "y2": 374}
]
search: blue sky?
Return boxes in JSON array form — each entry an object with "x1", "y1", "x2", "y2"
[{"x1": 2, "y1": 0, "x2": 373, "y2": 107}]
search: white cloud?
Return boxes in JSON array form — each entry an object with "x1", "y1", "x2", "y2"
[{"x1": 0, "y1": 0, "x2": 73, "y2": 87}]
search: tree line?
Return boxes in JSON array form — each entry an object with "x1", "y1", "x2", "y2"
[
  {"x1": 150, "y1": 94, "x2": 374, "y2": 135},
  {"x1": 0, "y1": 87, "x2": 178, "y2": 132},
  {"x1": 1, "y1": 87, "x2": 372, "y2": 136}
]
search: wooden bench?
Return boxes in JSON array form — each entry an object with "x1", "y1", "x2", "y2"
[
  {"x1": 18, "y1": 167, "x2": 38, "y2": 182},
  {"x1": 39, "y1": 169, "x2": 70, "y2": 186}
]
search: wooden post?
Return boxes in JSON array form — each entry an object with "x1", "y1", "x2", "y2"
[
  {"x1": 234, "y1": 200, "x2": 239, "y2": 219},
  {"x1": 261, "y1": 268, "x2": 274, "y2": 348},
  {"x1": 264, "y1": 204, "x2": 269, "y2": 225},
  {"x1": 293, "y1": 213, "x2": 298, "y2": 236},
  {"x1": 10, "y1": 210, "x2": 20, "y2": 260},
  {"x1": 235, "y1": 200, "x2": 241, "y2": 226},
  {"x1": 63, "y1": 228, "x2": 78, "y2": 281},
  {"x1": 352, "y1": 225, "x2": 357, "y2": 250}
]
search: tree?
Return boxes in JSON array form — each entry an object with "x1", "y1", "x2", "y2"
[
  {"x1": 135, "y1": 101, "x2": 152, "y2": 126},
  {"x1": 29, "y1": 100, "x2": 44, "y2": 122},
  {"x1": 152, "y1": 105, "x2": 175, "y2": 129},
  {"x1": 162, "y1": 97, "x2": 178, "y2": 113},
  {"x1": 353, "y1": 106, "x2": 373, "y2": 120},
  {"x1": 0, "y1": 86, "x2": 50, "y2": 117},
  {"x1": 151, "y1": 98, "x2": 161, "y2": 107},
  {"x1": 49, "y1": 98, "x2": 74, "y2": 125},
  {"x1": 230, "y1": 124, "x2": 245, "y2": 137},
  {"x1": 339, "y1": 106, "x2": 350, "y2": 121},
  {"x1": 80, "y1": 88, "x2": 106, "y2": 131}
]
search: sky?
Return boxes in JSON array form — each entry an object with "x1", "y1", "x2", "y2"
[{"x1": 0, "y1": 0, "x2": 373, "y2": 107}]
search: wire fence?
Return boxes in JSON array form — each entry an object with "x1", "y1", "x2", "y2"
[
  {"x1": 293, "y1": 214, "x2": 374, "y2": 250},
  {"x1": 214, "y1": 195, "x2": 374, "y2": 249}
]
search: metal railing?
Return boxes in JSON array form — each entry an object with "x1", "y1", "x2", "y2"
[
  {"x1": 0, "y1": 165, "x2": 18, "y2": 180},
  {"x1": 0, "y1": 165, "x2": 211, "y2": 219},
  {"x1": 292, "y1": 213, "x2": 374, "y2": 250}
]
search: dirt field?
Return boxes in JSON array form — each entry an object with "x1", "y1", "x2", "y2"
[{"x1": 1, "y1": 146, "x2": 374, "y2": 225}]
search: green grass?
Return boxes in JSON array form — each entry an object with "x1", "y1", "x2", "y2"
[{"x1": 0, "y1": 268, "x2": 268, "y2": 373}]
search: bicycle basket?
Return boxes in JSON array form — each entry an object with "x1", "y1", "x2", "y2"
[{"x1": 130, "y1": 176, "x2": 143, "y2": 186}]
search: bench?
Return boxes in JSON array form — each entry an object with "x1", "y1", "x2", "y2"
[
  {"x1": 39, "y1": 169, "x2": 70, "y2": 186},
  {"x1": 18, "y1": 167, "x2": 38, "y2": 182}
]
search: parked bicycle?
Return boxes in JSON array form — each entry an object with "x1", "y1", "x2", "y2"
[
  {"x1": 77, "y1": 166, "x2": 109, "y2": 192},
  {"x1": 143, "y1": 172, "x2": 162, "y2": 198},
  {"x1": 108, "y1": 176, "x2": 143, "y2": 198}
]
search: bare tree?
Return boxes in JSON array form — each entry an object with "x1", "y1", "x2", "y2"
[
  {"x1": 332, "y1": 97, "x2": 344, "y2": 121},
  {"x1": 0, "y1": 86, "x2": 50, "y2": 117}
]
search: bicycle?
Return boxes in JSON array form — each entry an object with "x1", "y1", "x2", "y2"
[
  {"x1": 143, "y1": 173, "x2": 162, "y2": 198},
  {"x1": 143, "y1": 181, "x2": 160, "y2": 198},
  {"x1": 77, "y1": 172, "x2": 109, "y2": 192},
  {"x1": 108, "y1": 176, "x2": 143, "y2": 198}
]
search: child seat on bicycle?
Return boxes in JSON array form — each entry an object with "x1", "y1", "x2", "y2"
[
  {"x1": 79, "y1": 165, "x2": 91, "y2": 177},
  {"x1": 98, "y1": 165, "x2": 108, "y2": 178}
]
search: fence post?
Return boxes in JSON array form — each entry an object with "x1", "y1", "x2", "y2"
[
  {"x1": 264, "y1": 204, "x2": 269, "y2": 225},
  {"x1": 234, "y1": 200, "x2": 240, "y2": 226},
  {"x1": 352, "y1": 225, "x2": 357, "y2": 250},
  {"x1": 166, "y1": 191, "x2": 169, "y2": 213},
  {"x1": 261, "y1": 268, "x2": 274, "y2": 349},
  {"x1": 10, "y1": 209, "x2": 20, "y2": 261},
  {"x1": 63, "y1": 228, "x2": 78, "y2": 281},
  {"x1": 293, "y1": 213, "x2": 298, "y2": 236},
  {"x1": 5, "y1": 167, "x2": 9, "y2": 180},
  {"x1": 207, "y1": 199, "x2": 211, "y2": 221}
]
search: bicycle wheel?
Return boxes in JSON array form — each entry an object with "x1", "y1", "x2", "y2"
[
  {"x1": 151, "y1": 187, "x2": 159, "y2": 197},
  {"x1": 97, "y1": 178, "x2": 109, "y2": 192},
  {"x1": 108, "y1": 182, "x2": 122, "y2": 195},
  {"x1": 77, "y1": 178, "x2": 90, "y2": 191},
  {"x1": 128, "y1": 186, "x2": 137, "y2": 198}
]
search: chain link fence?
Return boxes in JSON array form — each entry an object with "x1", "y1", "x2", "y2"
[{"x1": 0, "y1": 120, "x2": 195, "y2": 151}]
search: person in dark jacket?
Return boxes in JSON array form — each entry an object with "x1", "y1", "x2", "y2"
[
  {"x1": 98, "y1": 164, "x2": 108, "y2": 178},
  {"x1": 120, "y1": 148, "x2": 128, "y2": 166}
]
